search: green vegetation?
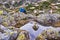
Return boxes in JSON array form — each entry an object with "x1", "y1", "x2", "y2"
[
  {"x1": 39, "y1": 1, "x2": 51, "y2": 9},
  {"x1": 0, "y1": 3, "x2": 3, "y2": 6},
  {"x1": 25, "y1": 1, "x2": 51, "y2": 12},
  {"x1": 47, "y1": 0, "x2": 58, "y2": 3},
  {"x1": 2, "y1": 0, "x2": 60, "y2": 14},
  {"x1": 18, "y1": 1, "x2": 23, "y2": 6},
  {"x1": 56, "y1": 9, "x2": 60, "y2": 13},
  {"x1": 25, "y1": 4, "x2": 35, "y2": 12},
  {"x1": 56, "y1": 4, "x2": 60, "y2": 8},
  {"x1": 13, "y1": 2, "x2": 18, "y2": 7}
]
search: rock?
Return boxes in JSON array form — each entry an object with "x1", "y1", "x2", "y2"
[
  {"x1": 4, "y1": 3, "x2": 10, "y2": 8},
  {"x1": 52, "y1": 21, "x2": 60, "y2": 27},
  {"x1": 8, "y1": 31, "x2": 18, "y2": 40},
  {"x1": 35, "y1": 34, "x2": 45, "y2": 40},
  {"x1": 3, "y1": 11, "x2": 8, "y2": 15},
  {"x1": 36, "y1": 14, "x2": 60, "y2": 26},
  {"x1": 0, "y1": 25, "x2": 18, "y2": 40},
  {"x1": 36, "y1": 28, "x2": 60, "y2": 40},
  {"x1": 32, "y1": 22, "x2": 39, "y2": 31},
  {"x1": 0, "y1": 17, "x2": 3, "y2": 23},
  {"x1": 14, "y1": 20, "x2": 29, "y2": 28},
  {"x1": 16, "y1": 30, "x2": 30, "y2": 40}
]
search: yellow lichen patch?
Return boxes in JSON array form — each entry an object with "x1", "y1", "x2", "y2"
[
  {"x1": 36, "y1": 34, "x2": 45, "y2": 40},
  {"x1": 2, "y1": 22, "x2": 8, "y2": 27},
  {"x1": 10, "y1": 32, "x2": 14, "y2": 35},
  {"x1": 9, "y1": 17, "x2": 14, "y2": 21},
  {"x1": 47, "y1": 28, "x2": 53, "y2": 32},
  {"x1": 0, "y1": 10, "x2": 3, "y2": 15},
  {"x1": 17, "y1": 34, "x2": 25, "y2": 40},
  {"x1": 3, "y1": 16, "x2": 7, "y2": 18}
]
